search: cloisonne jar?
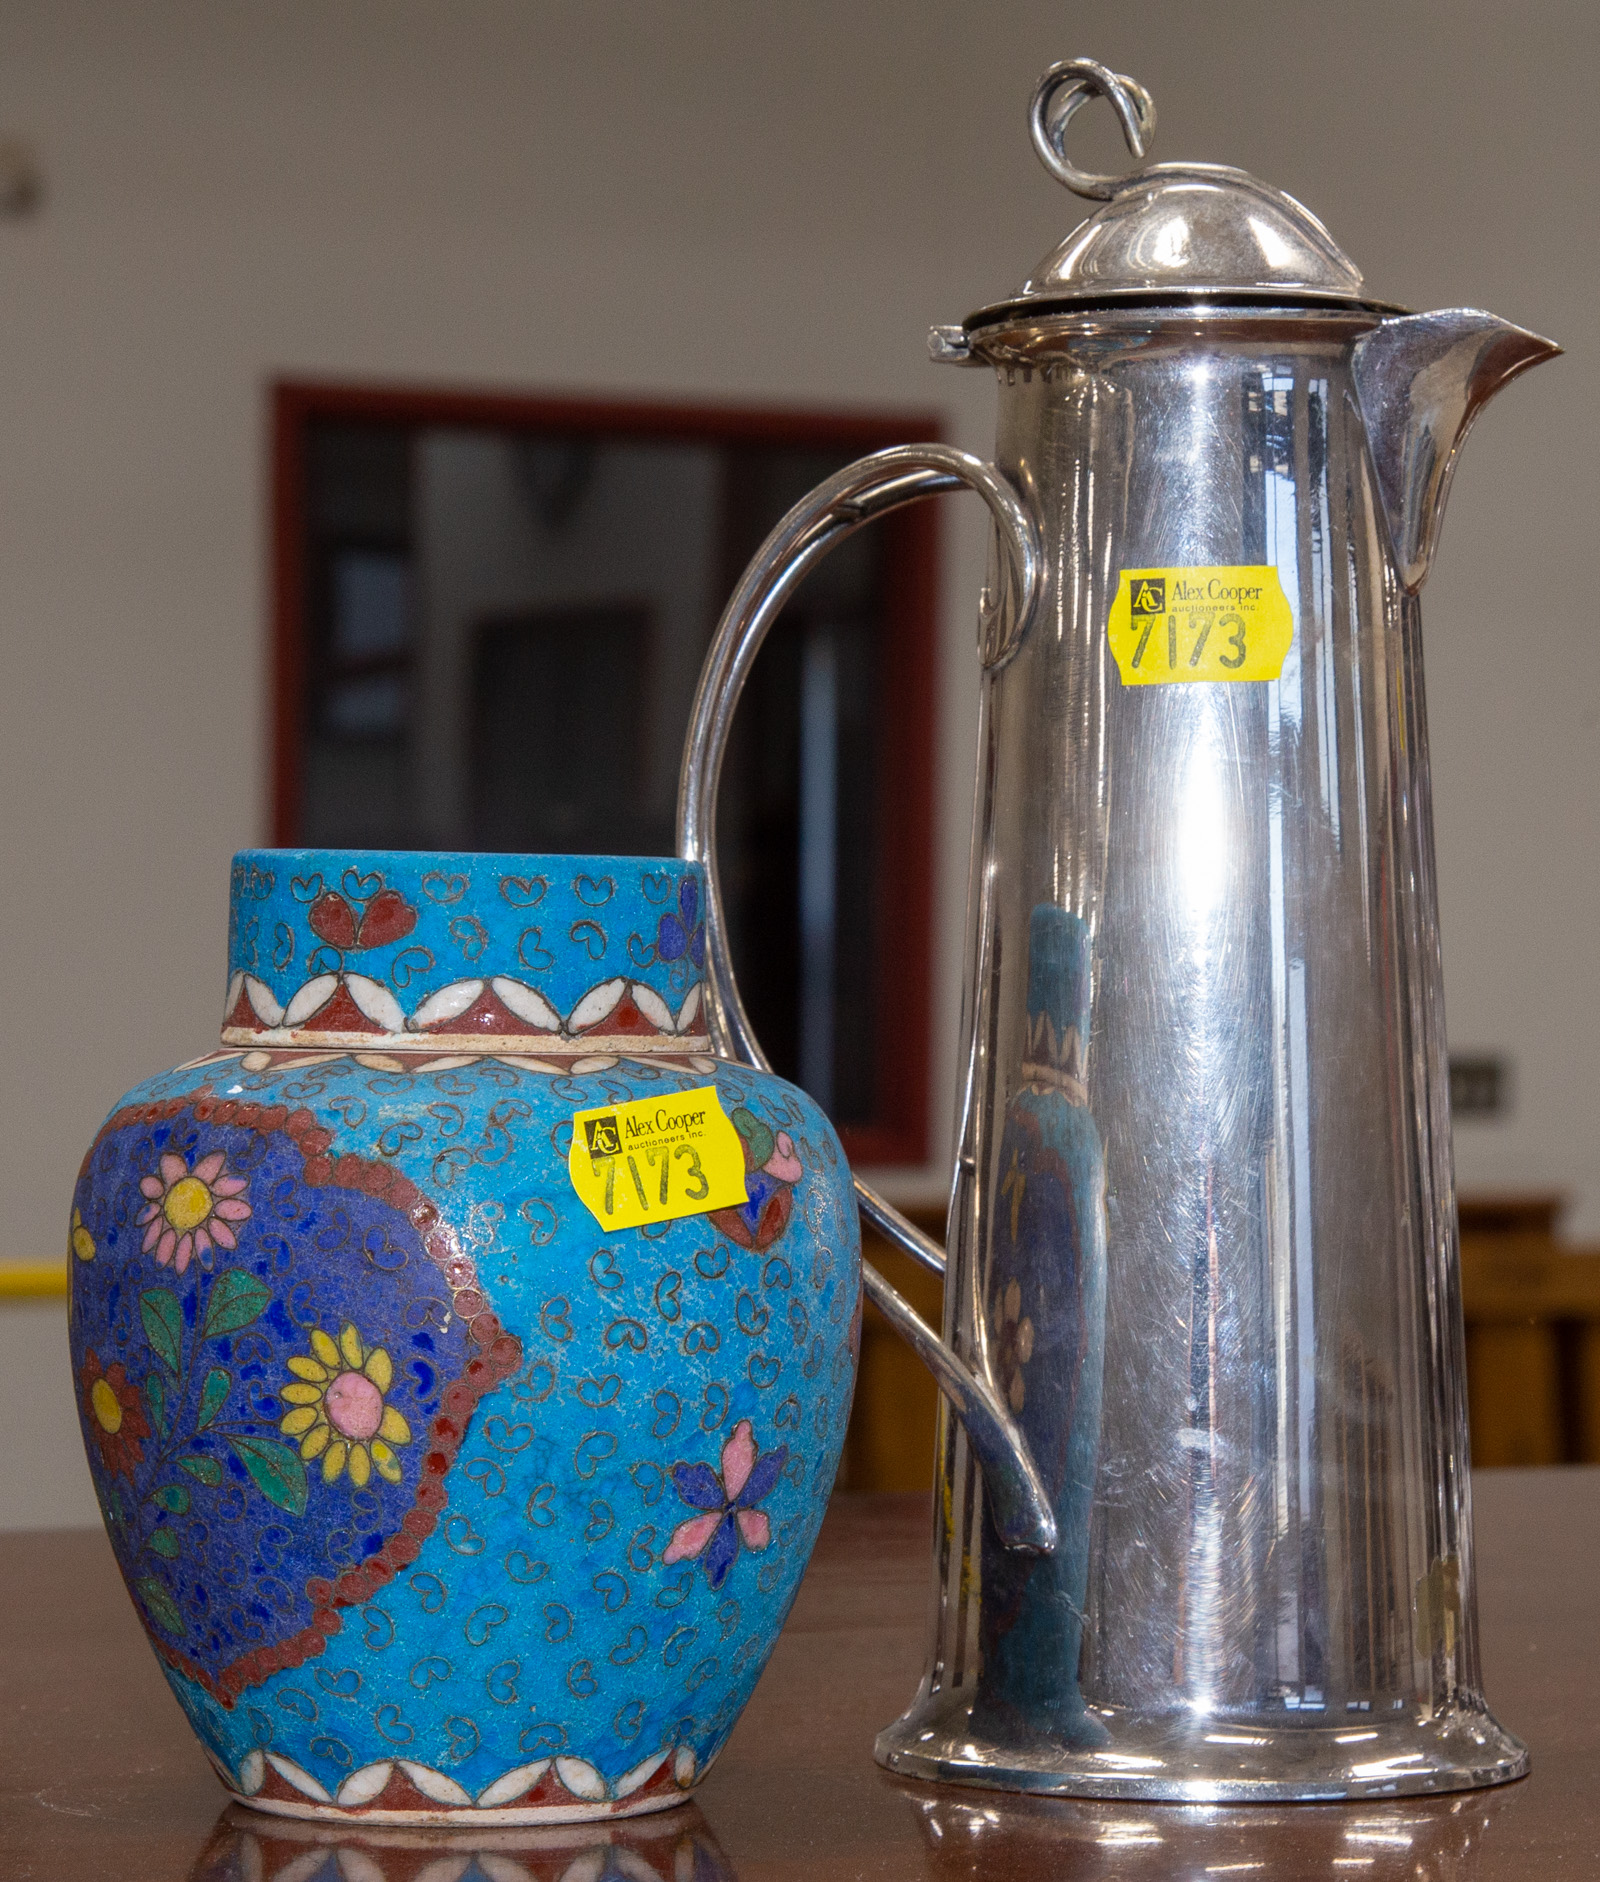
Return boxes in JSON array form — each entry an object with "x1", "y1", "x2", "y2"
[{"x1": 68, "y1": 851, "x2": 861, "y2": 1826}]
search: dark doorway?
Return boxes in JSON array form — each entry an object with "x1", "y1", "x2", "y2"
[{"x1": 274, "y1": 383, "x2": 940, "y2": 1162}]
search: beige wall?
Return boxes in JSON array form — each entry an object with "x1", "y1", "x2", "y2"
[{"x1": 0, "y1": 2, "x2": 1594, "y2": 1523}]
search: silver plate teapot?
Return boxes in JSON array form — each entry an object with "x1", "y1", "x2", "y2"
[{"x1": 677, "y1": 58, "x2": 1557, "y2": 1801}]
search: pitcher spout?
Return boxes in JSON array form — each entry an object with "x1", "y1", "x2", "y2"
[{"x1": 1352, "y1": 309, "x2": 1560, "y2": 592}]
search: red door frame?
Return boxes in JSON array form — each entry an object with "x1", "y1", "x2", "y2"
[{"x1": 270, "y1": 379, "x2": 941, "y2": 1165}]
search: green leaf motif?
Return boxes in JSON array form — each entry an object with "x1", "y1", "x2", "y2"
[
  {"x1": 140, "y1": 1287, "x2": 184, "y2": 1375},
  {"x1": 228, "y1": 1435, "x2": 307, "y2": 1517},
  {"x1": 732, "y1": 1106, "x2": 775, "y2": 1172},
  {"x1": 149, "y1": 1527, "x2": 180, "y2": 1560},
  {"x1": 203, "y1": 1269, "x2": 271, "y2": 1342},
  {"x1": 197, "y1": 1366, "x2": 231, "y2": 1430},
  {"x1": 136, "y1": 1574, "x2": 184, "y2": 1637},
  {"x1": 177, "y1": 1454, "x2": 222, "y2": 1486},
  {"x1": 152, "y1": 1482, "x2": 190, "y2": 1514},
  {"x1": 145, "y1": 1368, "x2": 168, "y2": 1439}
]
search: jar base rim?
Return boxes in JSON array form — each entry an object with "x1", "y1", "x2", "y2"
[{"x1": 223, "y1": 1781, "x2": 699, "y2": 1829}]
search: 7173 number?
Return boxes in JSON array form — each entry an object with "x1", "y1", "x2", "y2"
[
  {"x1": 590, "y1": 1143, "x2": 711, "y2": 1216},
  {"x1": 1132, "y1": 610, "x2": 1247, "y2": 671}
]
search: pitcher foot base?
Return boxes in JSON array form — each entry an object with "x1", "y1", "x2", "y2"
[{"x1": 876, "y1": 1695, "x2": 1529, "y2": 1801}]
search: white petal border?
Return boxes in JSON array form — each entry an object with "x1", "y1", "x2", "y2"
[
  {"x1": 398, "y1": 1759, "x2": 473, "y2": 1806},
  {"x1": 246, "y1": 975, "x2": 286, "y2": 1026},
  {"x1": 337, "y1": 1761, "x2": 395, "y2": 1806},
  {"x1": 223, "y1": 972, "x2": 708, "y2": 1048},
  {"x1": 474, "y1": 1759, "x2": 551, "y2": 1808},
  {"x1": 409, "y1": 979, "x2": 486, "y2": 1028},
  {"x1": 264, "y1": 1751, "x2": 331, "y2": 1802},
  {"x1": 233, "y1": 1736, "x2": 704, "y2": 1823},
  {"x1": 346, "y1": 974, "x2": 406, "y2": 1032},
  {"x1": 568, "y1": 977, "x2": 627, "y2": 1032},
  {"x1": 551, "y1": 1755, "x2": 606, "y2": 1802},
  {"x1": 615, "y1": 1749, "x2": 669, "y2": 1798},
  {"x1": 630, "y1": 985, "x2": 674, "y2": 1032},
  {"x1": 281, "y1": 973, "x2": 340, "y2": 1028},
  {"x1": 491, "y1": 977, "x2": 562, "y2": 1031}
]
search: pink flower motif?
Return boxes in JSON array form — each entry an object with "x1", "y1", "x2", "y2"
[
  {"x1": 662, "y1": 1419, "x2": 788, "y2": 1589},
  {"x1": 136, "y1": 1149, "x2": 252, "y2": 1275},
  {"x1": 762, "y1": 1130, "x2": 802, "y2": 1185}
]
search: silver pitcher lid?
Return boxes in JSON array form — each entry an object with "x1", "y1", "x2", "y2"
[{"x1": 944, "y1": 60, "x2": 1399, "y2": 350}]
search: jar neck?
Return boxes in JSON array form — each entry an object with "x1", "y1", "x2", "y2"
[{"x1": 223, "y1": 850, "x2": 711, "y2": 1056}]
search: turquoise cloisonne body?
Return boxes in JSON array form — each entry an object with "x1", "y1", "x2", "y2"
[{"x1": 68, "y1": 852, "x2": 862, "y2": 1826}]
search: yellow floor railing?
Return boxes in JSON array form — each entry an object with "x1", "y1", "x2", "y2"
[{"x1": 0, "y1": 1262, "x2": 69, "y2": 1299}]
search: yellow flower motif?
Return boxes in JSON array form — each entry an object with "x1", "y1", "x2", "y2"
[
  {"x1": 1000, "y1": 1149, "x2": 1026, "y2": 1244},
  {"x1": 279, "y1": 1323, "x2": 411, "y2": 1488},
  {"x1": 70, "y1": 1208, "x2": 95, "y2": 1263},
  {"x1": 997, "y1": 1278, "x2": 1034, "y2": 1414}
]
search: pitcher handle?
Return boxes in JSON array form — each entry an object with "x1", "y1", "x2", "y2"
[{"x1": 676, "y1": 444, "x2": 1056, "y2": 1553}]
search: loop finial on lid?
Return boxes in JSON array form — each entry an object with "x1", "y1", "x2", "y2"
[
  {"x1": 936, "y1": 53, "x2": 1378, "y2": 333},
  {"x1": 1029, "y1": 59, "x2": 1157, "y2": 201}
]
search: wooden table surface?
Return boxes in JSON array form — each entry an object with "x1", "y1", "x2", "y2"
[{"x1": 2, "y1": 1472, "x2": 1596, "y2": 1881}]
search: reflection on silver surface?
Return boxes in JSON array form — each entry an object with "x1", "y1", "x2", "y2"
[
  {"x1": 875, "y1": 298, "x2": 1544, "y2": 1799},
  {"x1": 677, "y1": 55, "x2": 1558, "y2": 1801},
  {"x1": 191, "y1": 1800, "x2": 733, "y2": 1882},
  {"x1": 1012, "y1": 167, "x2": 1369, "y2": 308},
  {"x1": 904, "y1": 1784, "x2": 1509, "y2": 1880},
  {"x1": 1352, "y1": 311, "x2": 1561, "y2": 591}
]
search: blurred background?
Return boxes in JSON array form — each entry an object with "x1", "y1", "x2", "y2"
[{"x1": 0, "y1": 0, "x2": 1594, "y2": 1524}]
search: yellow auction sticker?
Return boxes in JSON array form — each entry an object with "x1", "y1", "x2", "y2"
[
  {"x1": 1107, "y1": 566, "x2": 1294, "y2": 685},
  {"x1": 567, "y1": 1086, "x2": 748, "y2": 1230}
]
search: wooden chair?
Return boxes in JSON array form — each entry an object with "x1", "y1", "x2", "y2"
[{"x1": 1460, "y1": 1194, "x2": 1600, "y2": 1466}]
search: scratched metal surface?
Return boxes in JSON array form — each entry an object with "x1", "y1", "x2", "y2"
[{"x1": 885, "y1": 307, "x2": 1520, "y2": 1798}]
